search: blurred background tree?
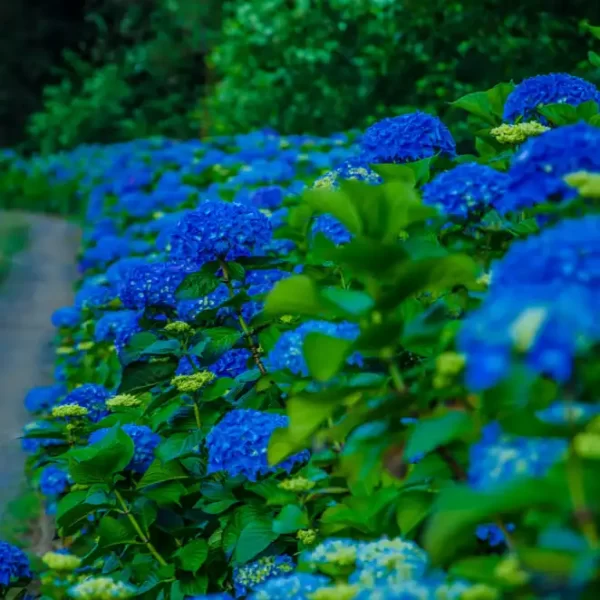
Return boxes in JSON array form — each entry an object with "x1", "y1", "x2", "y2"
[{"x1": 2, "y1": 0, "x2": 600, "y2": 152}]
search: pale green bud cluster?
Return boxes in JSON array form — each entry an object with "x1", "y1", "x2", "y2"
[
  {"x1": 106, "y1": 394, "x2": 142, "y2": 409},
  {"x1": 52, "y1": 404, "x2": 89, "y2": 418},
  {"x1": 309, "y1": 583, "x2": 358, "y2": 600},
  {"x1": 490, "y1": 121, "x2": 549, "y2": 144},
  {"x1": 171, "y1": 370, "x2": 215, "y2": 393},
  {"x1": 297, "y1": 529, "x2": 318, "y2": 545},
  {"x1": 68, "y1": 576, "x2": 137, "y2": 599},
  {"x1": 433, "y1": 352, "x2": 466, "y2": 389},
  {"x1": 42, "y1": 551, "x2": 82, "y2": 572},
  {"x1": 164, "y1": 321, "x2": 192, "y2": 334},
  {"x1": 278, "y1": 476, "x2": 315, "y2": 492}
]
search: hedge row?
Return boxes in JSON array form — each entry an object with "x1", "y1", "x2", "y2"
[{"x1": 3, "y1": 71, "x2": 600, "y2": 599}]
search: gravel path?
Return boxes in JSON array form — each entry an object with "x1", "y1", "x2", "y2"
[{"x1": 0, "y1": 213, "x2": 79, "y2": 516}]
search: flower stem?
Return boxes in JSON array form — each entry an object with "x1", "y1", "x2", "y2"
[
  {"x1": 567, "y1": 444, "x2": 598, "y2": 548},
  {"x1": 114, "y1": 489, "x2": 168, "y2": 566},
  {"x1": 193, "y1": 401, "x2": 202, "y2": 429}
]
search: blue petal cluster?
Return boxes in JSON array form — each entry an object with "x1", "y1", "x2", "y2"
[
  {"x1": 233, "y1": 555, "x2": 295, "y2": 597},
  {"x1": 475, "y1": 523, "x2": 516, "y2": 547},
  {"x1": 206, "y1": 409, "x2": 309, "y2": 481},
  {"x1": 536, "y1": 401, "x2": 600, "y2": 425},
  {"x1": 74, "y1": 282, "x2": 116, "y2": 310},
  {"x1": 360, "y1": 112, "x2": 456, "y2": 164},
  {"x1": 501, "y1": 123, "x2": 600, "y2": 213},
  {"x1": 208, "y1": 349, "x2": 252, "y2": 379},
  {"x1": 268, "y1": 321, "x2": 361, "y2": 377},
  {"x1": 248, "y1": 573, "x2": 329, "y2": 600},
  {"x1": 311, "y1": 214, "x2": 352, "y2": 245},
  {"x1": 312, "y1": 159, "x2": 382, "y2": 190},
  {"x1": 0, "y1": 540, "x2": 31, "y2": 586},
  {"x1": 468, "y1": 422, "x2": 566, "y2": 490},
  {"x1": 246, "y1": 186, "x2": 285, "y2": 210},
  {"x1": 89, "y1": 425, "x2": 160, "y2": 474},
  {"x1": 422, "y1": 163, "x2": 510, "y2": 218},
  {"x1": 504, "y1": 73, "x2": 600, "y2": 123},
  {"x1": 51, "y1": 307, "x2": 82, "y2": 329},
  {"x1": 39, "y1": 466, "x2": 70, "y2": 497},
  {"x1": 58, "y1": 384, "x2": 111, "y2": 422},
  {"x1": 24, "y1": 384, "x2": 65, "y2": 413},
  {"x1": 168, "y1": 201, "x2": 272, "y2": 266},
  {"x1": 94, "y1": 310, "x2": 142, "y2": 343},
  {"x1": 243, "y1": 269, "x2": 290, "y2": 320}
]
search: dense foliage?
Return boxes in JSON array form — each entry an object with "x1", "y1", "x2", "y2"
[{"x1": 3, "y1": 58, "x2": 600, "y2": 600}]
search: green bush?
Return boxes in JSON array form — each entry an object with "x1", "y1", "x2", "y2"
[{"x1": 204, "y1": 0, "x2": 600, "y2": 135}]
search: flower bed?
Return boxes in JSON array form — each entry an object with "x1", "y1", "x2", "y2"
[{"x1": 4, "y1": 73, "x2": 600, "y2": 599}]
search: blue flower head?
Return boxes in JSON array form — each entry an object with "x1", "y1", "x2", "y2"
[
  {"x1": 360, "y1": 112, "x2": 456, "y2": 164},
  {"x1": 422, "y1": 163, "x2": 510, "y2": 218},
  {"x1": 206, "y1": 409, "x2": 309, "y2": 481},
  {"x1": 354, "y1": 537, "x2": 429, "y2": 580},
  {"x1": 168, "y1": 201, "x2": 272, "y2": 267},
  {"x1": 233, "y1": 555, "x2": 295, "y2": 597},
  {"x1": 504, "y1": 74, "x2": 600, "y2": 123},
  {"x1": 500, "y1": 123, "x2": 600, "y2": 213},
  {"x1": 268, "y1": 321, "x2": 361, "y2": 377},
  {"x1": 311, "y1": 214, "x2": 352, "y2": 246},
  {"x1": 89, "y1": 425, "x2": 160, "y2": 474},
  {"x1": 39, "y1": 466, "x2": 70, "y2": 497},
  {"x1": 51, "y1": 307, "x2": 82, "y2": 329},
  {"x1": 475, "y1": 523, "x2": 516, "y2": 547},
  {"x1": 352, "y1": 578, "x2": 470, "y2": 600},
  {"x1": 536, "y1": 401, "x2": 600, "y2": 426},
  {"x1": 468, "y1": 422, "x2": 566, "y2": 490},
  {"x1": 21, "y1": 421, "x2": 64, "y2": 453},
  {"x1": 248, "y1": 573, "x2": 330, "y2": 600},
  {"x1": 208, "y1": 349, "x2": 252, "y2": 379},
  {"x1": 312, "y1": 159, "x2": 382, "y2": 191},
  {"x1": 176, "y1": 284, "x2": 230, "y2": 322},
  {"x1": 247, "y1": 186, "x2": 285, "y2": 211},
  {"x1": 0, "y1": 540, "x2": 31, "y2": 586},
  {"x1": 58, "y1": 384, "x2": 111, "y2": 422},
  {"x1": 74, "y1": 282, "x2": 116, "y2": 310},
  {"x1": 24, "y1": 384, "x2": 66, "y2": 413},
  {"x1": 94, "y1": 310, "x2": 142, "y2": 343},
  {"x1": 119, "y1": 261, "x2": 192, "y2": 310}
]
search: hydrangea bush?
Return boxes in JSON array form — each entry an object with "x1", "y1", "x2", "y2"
[{"x1": 4, "y1": 71, "x2": 600, "y2": 600}]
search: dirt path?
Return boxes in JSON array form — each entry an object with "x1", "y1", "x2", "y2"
[{"x1": 0, "y1": 213, "x2": 79, "y2": 517}]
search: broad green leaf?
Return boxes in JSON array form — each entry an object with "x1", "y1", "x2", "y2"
[
  {"x1": 371, "y1": 158, "x2": 433, "y2": 186},
  {"x1": 272, "y1": 504, "x2": 309, "y2": 534},
  {"x1": 449, "y1": 556, "x2": 503, "y2": 584},
  {"x1": 55, "y1": 491, "x2": 97, "y2": 532},
  {"x1": 120, "y1": 332, "x2": 158, "y2": 365},
  {"x1": 234, "y1": 519, "x2": 279, "y2": 564},
  {"x1": 303, "y1": 187, "x2": 362, "y2": 234},
  {"x1": 268, "y1": 427, "x2": 311, "y2": 466},
  {"x1": 137, "y1": 459, "x2": 189, "y2": 489},
  {"x1": 157, "y1": 430, "x2": 204, "y2": 462},
  {"x1": 119, "y1": 358, "x2": 178, "y2": 394},
  {"x1": 405, "y1": 411, "x2": 473, "y2": 460},
  {"x1": 176, "y1": 266, "x2": 221, "y2": 300},
  {"x1": 201, "y1": 499, "x2": 239, "y2": 514},
  {"x1": 143, "y1": 482, "x2": 188, "y2": 506},
  {"x1": 172, "y1": 574, "x2": 208, "y2": 597},
  {"x1": 537, "y1": 103, "x2": 578, "y2": 126},
  {"x1": 287, "y1": 389, "x2": 350, "y2": 441},
  {"x1": 303, "y1": 332, "x2": 354, "y2": 382},
  {"x1": 203, "y1": 327, "x2": 242, "y2": 362},
  {"x1": 585, "y1": 23, "x2": 600, "y2": 39},
  {"x1": 320, "y1": 287, "x2": 374, "y2": 316},
  {"x1": 452, "y1": 82, "x2": 514, "y2": 125},
  {"x1": 264, "y1": 275, "x2": 327, "y2": 316},
  {"x1": 175, "y1": 539, "x2": 208, "y2": 574},
  {"x1": 97, "y1": 516, "x2": 137, "y2": 548},
  {"x1": 331, "y1": 238, "x2": 410, "y2": 279},
  {"x1": 143, "y1": 339, "x2": 182, "y2": 357},
  {"x1": 396, "y1": 491, "x2": 434, "y2": 536}
]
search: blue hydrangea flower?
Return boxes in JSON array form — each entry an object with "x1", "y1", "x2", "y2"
[
  {"x1": 105, "y1": 257, "x2": 149, "y2": 286},
  {"x1": 354, "y1": 537, "x2": 429, "y2": 580},
  {"x1": 51, "y1": 307, "x2": 82, "y2": 329},
  {"x1": 536, "y1": 401, "x2": 600, "y2": 425},
  {"x1": 311, "y1": 214, "x2": 352, "y2": 245},
  {"x1": 206, "y1": 409, "x2": 309, "y2": 481},
  {"x1": 312, "y1": 159, "x2": 382, "y2": 190},
  {"x1": 500, "y1": 123, "x2": 600, "y2": 213},
  {"x1": 504, "y1": 74, "x2": 600, "y2": 123},
  {"x1": 0, "y1": 540, "x2": 31, "y2": 586},
  {"x1": 422, "y1": 163, "x2": 510, "y2": 218},
  {"x1": 475, "y1": 523, "x2": 516, "y2": 547},
  {"x1": 168, "y1": 201, "x2": 272, "y2": 266},
  {"x1": 74, "y1": 282, "x2": 116, "y2": 310},
  {"x1": 248, "y1": 573, "x2": 330, "y2": 600},
  {"x1": 353, "y1": 578, "x2": 470, "y2": 600},
  {"x1": 233, "y1": 555, "x2": 295, "y2": 597},
  {"x1": 468, "y1": 422, "x2": 566, "y2": 490},
  {"x1": 208, "y1": 349, "x2": 252, "y2": 379},
  {"x1": 247, "y1": 186, "x2": 285, "y2": 210},
  {"x1": 119, "y1": 261, "x2": 193, "y2": 310},
  {"x1": 58, "y1": 384, "x2": 111, "y2": 422},
  {"x1": 39, "y1": 466, "x2": 70, "y2": 497},
  {"x1": 268, "y1": 321, "x2": 362, "y2": 377},
  {"x1": 24, "y1": 384, "x2": 65, "y2": 413},
  {"x1": 360, "y1": 112, "x2": 456, "y2": 164},
  {"x1": 176, "y1": 285, "x2": 230, "y2": 322},
  {"x1": 89, "y1": 425, "x2": 160, "y2": 474},
  {"x1": 21, "y1": 422, "x2": 64, "y2": 453},
  {"x1": 176, "y1": 354, "x2": 201, "y2": 375},
  {"x1": 80, "y1": 235, "x2": 141, "y2": 271},
  {"x1": 94, "y1": 310, "x2": 142, "y2": 343},
  {"x1": 242, "y1": 270, "x2": 290, "y2": 320}
]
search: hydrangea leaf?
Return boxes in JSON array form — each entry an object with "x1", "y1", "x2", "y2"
[
  {"x1": 537, "y1": 103, "x2": 579, "y2": 126},
  {"x1": 303, "y1": 332, "x2": 354, "y2": 382},
  {"x1": 97, "y1": 516, "x2": 138, "y2": 549},
  {"x1": 137, "y1": 458, "x2": 188, "y2": 489},
  {"x1": 264, "y1": 275, "x2": 328, "y2": 317},
  {"x1": 396, "y1": 491, "x2": 434, "y2": 536},
  {"x1": 175, "y1": 267, "x2": 221, "y2": 300},
  {"x1": 302, "y1": 187, "x2": 362, "y2": 235},
  {"x1": 273, "y1": 504, "x2": 309, "y2": 534},
  {"x1": 118, "y1": 358, "x2": 178, "y2": 394},
  {"x1": 234, "y1": 519, "x2": 279, "y2": 564},
  {"x1": 175, "y1": 539, "x2": 209, "y2": 574},
  {"x1": 452, "y1": 82, "x2": 515, "y2": 125}
]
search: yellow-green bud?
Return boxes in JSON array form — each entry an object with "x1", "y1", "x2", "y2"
[
  {"x1": 574, "y1": 433, "x2": 600, "y2": 459},
  {"x1": 564, "y1": 171, "x2": 600, "y2": 199},
  {"x1": 164, "y1": 321, "x2": 192, "y2": 334},
  {"x1": 309, "y1": 584, "x2": 359, "y2": 600},
  {"x1": 297, "y1": 529, "x2": 318, "y2": 545},
  {"x1": 461, "y1": 584, "x2": 500, "y2": 600},
  {"x1": 279, "y1": 315, "x2": 295, "y2": 324},
  {"x1": 490, "y1": 122, "x2": 549, "y2": 144},
  {"x1": 494, "y1": 555, "x2": 530, "y2": 586},
  {"x1": 436, "y1": 352, "x2": 466, "y2": 376},
  {"x1": 77, "y1": 341, "x2": 94, "y2": 351},
  {"x1": 57, "y1": 346, "x2": 76, "y2": 355},
  {"x1": 71, "y1": 484, "x2": 89, "y2": 491},
  {"x1": 278, "y1": 476, "x2": 315, "y2": 492},
  {"x1": 42, "y1": 551, "x2": 82, "y2": 572},
  {"x1": 171, "y1": 371, "x2": 215, "y2": 393},
  {"x1": 152, "y1": 211, "x2": 165, "y2": 220},
  {"x1": 476, "y1": 272, "x2": 491, "y2": 287},
  {"x1": 313, "y1": 172, "x2": 337, "y2": 190},
  {"x1": 68, "y1": 576, "x2": 137, "y2": 599},
  {"x1": 52, "y1": 404, "x2": 89, "y2": 418},
  {"x1": 106, "y1": 394, "x2": 142, "y2": 410}
]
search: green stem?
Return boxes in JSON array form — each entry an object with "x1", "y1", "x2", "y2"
[
  {"x1": 114, "y1": 489, "x2": 168, "y2": 566},
  {"x1": 567, "y1": 444, "x2": 598, "y2": 548},
  {"x1": 193, "y1": 401, "x2": 202, "y2": 429},
  {"x1": 388, "y1": 360, "x2": 406, "y2": 394}
]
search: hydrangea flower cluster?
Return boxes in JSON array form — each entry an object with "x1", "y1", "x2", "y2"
[
  {"x1": 0, "y1": 540, "x2": 31, "y2": 586},
  {"x1": 312, "y1": 159, "x2": 382, "y2": 190},
  {"x1": 58, "y1": 384, "x2": 111, "y2": 422},
  {"x1": 51, "y1": 306, "x2": 82, "y2": 328},
  {"x1": 248, "y1": 573, "x2": 330, "y2": 600},
  {"x1": 39, "y1": 465, "x2": 71, "y2": 496},
  {"x1": 422, "y1": 163, "x2": 510, "y2": 218},
  {"x1": 206, "y1": 409, "x2": 310, "y2": 481},
  {"x1": 311, "y1": 214, "x2": 353, "y2": 245},
  {"x1": 503, "y1": 73, "x2": 600, "y2": 123},
  {"x1": 233, "y1": 555, "x2": 295, "y2": 597},
  {"x1": 24, "y1": 384, "x2": 65, "y2": 413},
  {"x1": 89, "y1": 425, "x2": 160, "y2": 474},
  {"x1": 208, "y1": 348, "x2": 252, "y2": 379},
  {"x1": 168, "y1": 201, "x2": 273, "y2": 266},
  {"x1": 360, "y1": 112, "x2": 456, "y2": 164},
  {"x1": 268, "y1": 321, "x2": 362, "y2": 376}
]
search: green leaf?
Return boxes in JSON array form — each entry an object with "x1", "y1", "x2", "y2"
[
  {"x1": 68, "y1": 426, "x2": 135, "y2": 484},
  {"x1": 371, "y1": 158, "x2": 433, "y2": 186},
  {"x1": 264, "y1": 275, "x2": 327, "y2": 317},
  {"x1": 143, "y1": 482, "x2": 188, "y2": 506},
  {"x1": 331, "y1": 238, "x2": 410, "y2": 279},
  {"x1": 157, "y1": 430, "x2": 204, "y2": 462},
  {"x1": 55, "y1": 491, "x2": 103, "y2": 533},
  {"x1": 203, "y1": 327, "x2": 242, "y2": 362},
  {"x1": 320, "y1": 287, "x2": 374, "y2": 317},
  {"x1": 303, "y1": 333, "x2": 354, "y2": 382},
  {"x1": 143, "y1": 339, "x2": 182, "y2": 357},
  {"x1": 175, "y1": 539, "x2": 208, "y2": 574},
  {"x1": 405, "y1": 411, "x2": 473, "y2": 460},
  {"x1": 449, "y1": 556, "x2": 503, "y2": 585},
  {"x1": 120, "y1": 332, "x2": 158, "y2": 365},
  {"x1": 137, "y1": 459, "x2": 189, "y2": 489},
  {"x1": 201, "y1": 499, "x2": 239, "y2": 514},
  {"x1": 226, "y1": 262, "x2": 246, "y2": 281},
  {"x1": 119, "y1": 358, "x2": 178, "y2": 394},
  {"x1": 537, "y1": 103, "x2": 579, "y2": 126},
  {"x1": 97, "y1": 516, "x2": 137, "y2": 549},
  {"x1": 272, "y1": 504, "x2": 309, "y2": 534},
  {"x1": 585, "y1": 22, "x2": 600, "y2": 40},
  {"x1": 268, "y1": 427, "x2": 311, "y2": 466},
  {"x1": 303, "y1": 188, "x2": 362, "y2": 234},
  {"x1": 234, "y1": 519, "x2": 279, "y2": 564},
  {"x1": 176, "y1": 266, "x2": 221, "y2": 300},
  {"x1": 451, "y1": 82, "x2": 514, "y2": 125},
  {"x1": 287, "y1": 390, "x2": 349, "y2": 442},
  {"x1": 396, "y1": 491, "x2": 434, "y2": 536}
]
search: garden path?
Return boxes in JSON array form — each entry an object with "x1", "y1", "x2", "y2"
[{"x1": 0, "y1": 213, "x2": 79, "y2": 518}]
